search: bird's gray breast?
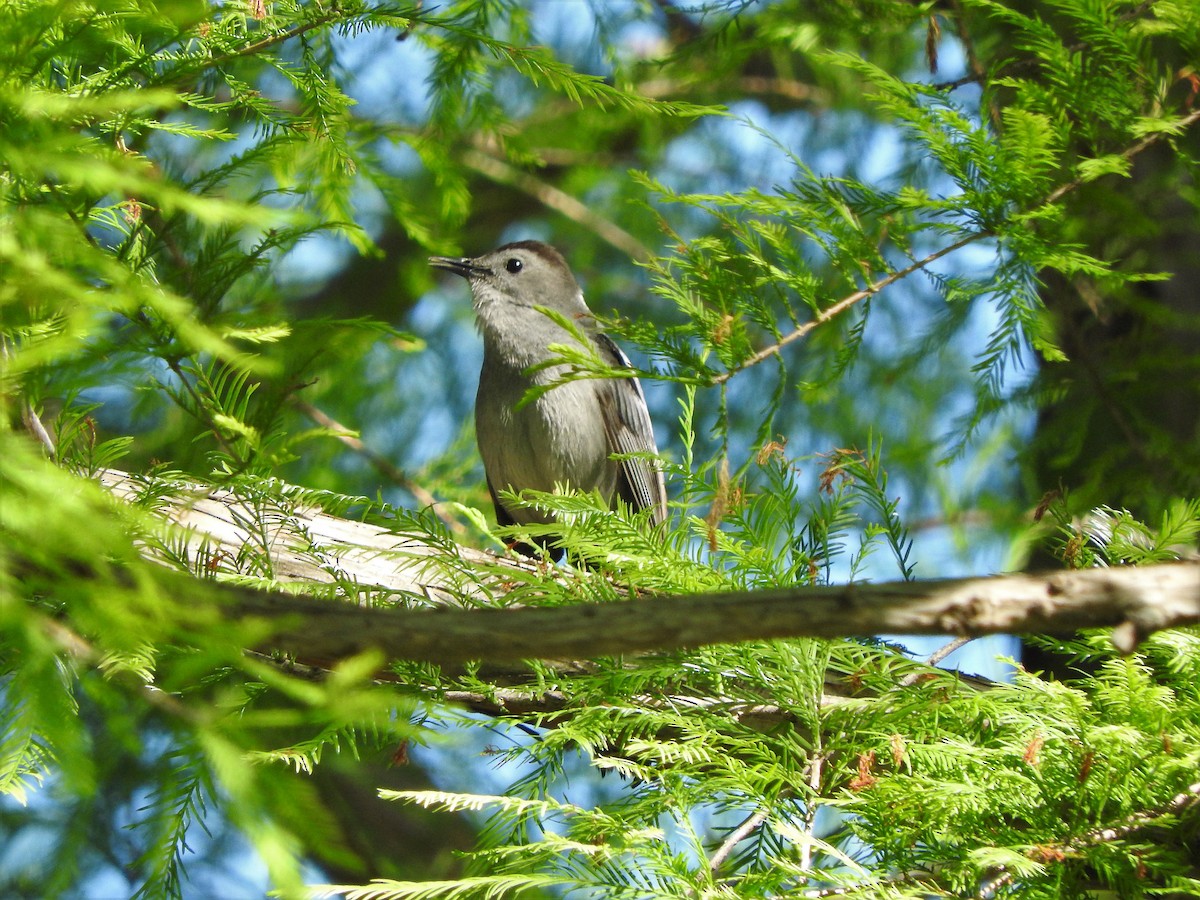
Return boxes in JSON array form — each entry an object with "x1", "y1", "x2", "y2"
[{"x1": 475, "y1": 358, "x2": 617, "y2": 525}]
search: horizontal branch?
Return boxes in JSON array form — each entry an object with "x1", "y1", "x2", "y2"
[
  {"x1": 215, "y1": 560, "x2": 1200, "y2": 666},
  {"x1": 98, "y1": 470, "x2": 1200, "y2": 669}
]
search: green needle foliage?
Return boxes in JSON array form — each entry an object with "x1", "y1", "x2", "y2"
[{"x1": 3, "y1": 0, "x2": 1200, "y2": 897}]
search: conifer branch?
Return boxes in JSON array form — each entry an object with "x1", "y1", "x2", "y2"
[
  {"x1": 12, "y1": 0, "x2": 1200, "y2": 893},
  {"x1": 1067, "y1": 780, "x2": 1200, "y2": 850},
  {"x1": 710, "y1": 233, "x2": 983, "y2": 385},
  {"x1": 709, "y1": 804, "x2": 772, "y2": 872},
  {"x1": 977, "y1": 779, "x2": 1200, "y2": 897},
  {"x1": 1041, "y1": 107, "x2": 1200, "y2": 208},
  {"x1": 711, "y1": 101, "x2": 1200, "y2": 386},
  {"x1": 204, "y1": 13, "x2": 350, "y2": 68},
  {"x1": 288, "y1": 397, "x2": 466, "y2": 537},
  {"x1": 98, "y1": 470, "x2": 1200, "y2": 668}
]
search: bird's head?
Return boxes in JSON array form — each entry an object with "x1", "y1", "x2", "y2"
[{"x1": 430, "y1": 240, "x2": 591, "y2": 326}]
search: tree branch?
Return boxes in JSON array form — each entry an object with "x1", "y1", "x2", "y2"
[
  {"x1": 459, "y1": 146, "x2": 652, "y2": 262},
  {"x1": 709, "y1": 804, "x2": 772, "y2": 872},
  {"x1": 288, "y1": 397, "x2": 468, "y2": 539},
  {"x1": 712, "y1": 105, "x2": 1200, "y2": 386},
  {"x1": 710, "y1": 233, "x2": 984, "y2": 385},
  {"x1": 235, "y1": 562, "x2": 1197, "y2": 666},
  {"x1": 98, "y1": 470, "x2": 1200, "y2": 670}
]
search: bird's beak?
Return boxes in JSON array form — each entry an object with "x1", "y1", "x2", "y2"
[{"x1": 429, "y1": 256, "x2": 490, "y2": 279}]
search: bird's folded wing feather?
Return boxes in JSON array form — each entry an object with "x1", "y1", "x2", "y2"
[{"x1": 594, "y1": 333, "x2": 668, "y2": 526}]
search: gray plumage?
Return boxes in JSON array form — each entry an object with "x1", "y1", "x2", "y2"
[{"x1": 430, "y1": 240, "x2": 667, "y2": 552}]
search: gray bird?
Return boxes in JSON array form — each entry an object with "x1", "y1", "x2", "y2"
[{"x1": 430, "y1": 240, "x2": 667, "y2": 557}]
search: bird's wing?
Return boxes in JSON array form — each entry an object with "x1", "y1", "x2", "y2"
[{"x1": 594, "y1": 333, "x2": 668, "y2": 526}]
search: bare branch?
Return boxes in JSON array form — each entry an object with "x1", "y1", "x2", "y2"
[
  {"x1": 3, "y1": 337, "x2": 57, "y2": 456},
  {"x1": 217, "y1": 552, "x2": 1200, "y2": 666},
  {"x1": 637, "y1": 75, "x2": 822, "y2": 105},
  {"x1": 900, "y1": 636, "x2": 974, "y2": 686},
  {"x1": 1067, "y1": 780, "x2": 1200, "y2": 850}
]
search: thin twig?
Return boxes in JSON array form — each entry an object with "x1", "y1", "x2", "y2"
[
  {"x1": 205, "y1": 15, "x2": 345, "y2": 68},
  {"x1": 898, "y1": 635, "x2": 974, "y2": 687},
  {"x1": 945, "y1": 0, "x2": 998, "y2": 126},
  {"x1": 925, "y1": 635, "x2": 972, "y2": 668},
  {"x1": 289, "y1": 398, "x2": 466, "y2": 537},
  {"x1": 1067, "y1": 780, "x2": 1200, "y2": 849},
  {"x1": 1041, "y1": 106, "x2": 1200, "y2": 208},
  {"x1": 709, "y1": 804, "x2": 772, "y2": 872},
  {"x1": 933, "y1": 0, "x2": 1160, "y2": 93},
  {"x1": 2, "y1": 337, "x2": 57, "y2": 457},
  {"x1": 637, "y1": 75, "x2": 821, "y2": 105},
  {"x1": 164, "y1": 357, "x2": 242, "y2": 464},
  {"x1": 460, "y1": 147, "x2": 651, "y2": 263},
  {"x1": 714, "y1": 103, "x2": 1200, "y2": 386},
  {"x1": 711, "y1": 233, "x2": 984, "y2": 385},
  {"x1": 800, "y1": 753, "x2": 824, "y2": 875},
  {"x1": 974, "y1": 779, "x2": 1200, "y2": 897},
  {"x1": 20, "y1": 404, "x2": 57, "y2": 457},
  {"x1": 41, "y1": 618, "x2": 203, "y2": 724}
]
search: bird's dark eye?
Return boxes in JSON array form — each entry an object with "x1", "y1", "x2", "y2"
[{"x1": 505, "y1": 258, "x2": 523, "y2": 274}]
